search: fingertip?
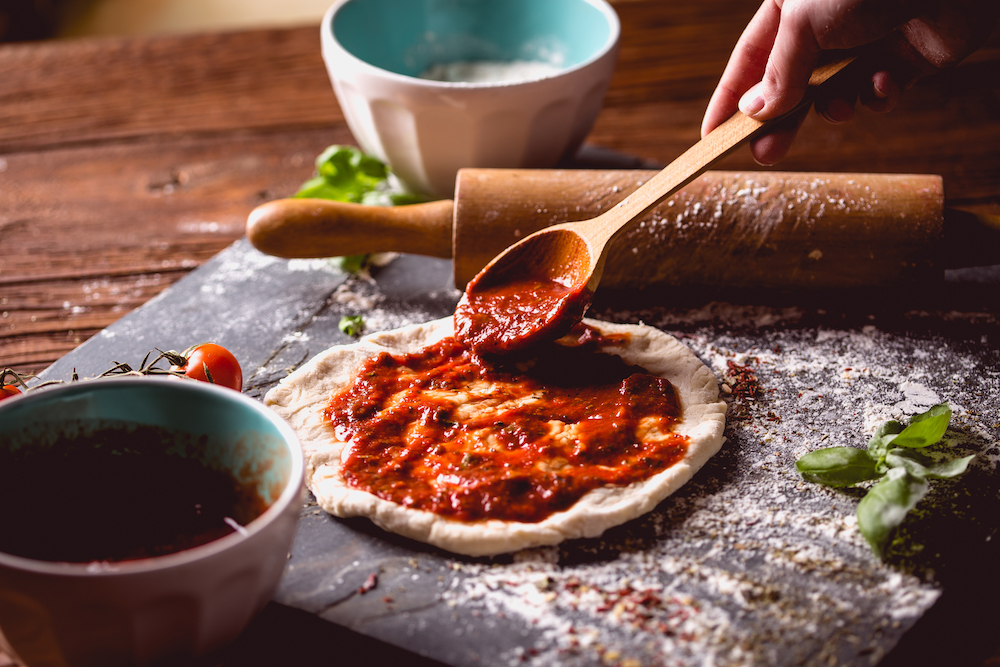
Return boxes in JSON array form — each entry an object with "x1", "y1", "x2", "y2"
[
  {"x1": 700, "y1": 115, "x2": 714, "y2": 140},
  {"x1": 701, "y1": 105, "x2": 727, "y2": 139},
  {"x1": 817, "y1": 97, "x2": 855, "y2": 124},
  {"x1": 751, "y1": 150, "x2": 779, "y2": 167},
  {"x1": 747, "y1": 110, "x2": 805, "y2": 165},
  {"x1": 865, "y1": 71, "x2": 900, "y2": 113},
  {"x1": 702, "y1": 81, "x2": 746, "y2": 137},
  {"x1": 872, "y1": 71, "x2": 892, "y2": 99},
  {"x1": 749, "y1": 132, "x2": 793, "y2": 166}
]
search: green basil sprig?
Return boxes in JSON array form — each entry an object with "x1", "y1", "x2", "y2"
[
  {"x1": 292, "y1": 145, "x2": 432, "y2": 274},
  {"x1": 795, "y1": 403, "x2": 973, "y2": 557},
  {"x1": 294, "y1": 145, "x2": 423, "y2": 204},
  {"x1": 338, "y1": 315, "x2": 365, "y2": 338}
]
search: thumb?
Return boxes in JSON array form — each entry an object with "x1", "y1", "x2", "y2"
[{"x1": 738, "y1": 6, "x2": 822, "y2": 119}]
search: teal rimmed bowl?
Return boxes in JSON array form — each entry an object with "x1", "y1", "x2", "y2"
[
  {"x1": 0, "y1": 378, "x2": 303, "y2": 667},
  {"x1": 322, "y1": 0, "x2": 620, "y2": 196}
]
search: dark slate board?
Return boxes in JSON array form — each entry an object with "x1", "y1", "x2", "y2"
[{"x1": 35, "y1": 239, "x2": 1000, "y2": 667}]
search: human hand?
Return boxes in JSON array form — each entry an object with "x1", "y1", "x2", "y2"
[{"x1": 701, "y1": 0, "x2": 999, "y2": 165}]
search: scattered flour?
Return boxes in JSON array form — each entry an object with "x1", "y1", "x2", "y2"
[
  {"x1": 429, "y1": 298, "x2": 1000, "y2": 666},
  {"x1": 419, "y1": 60, "x2": 562, "y2": 83},
  {"x1": 261, "y1": 259, "x2": 999, "y2": 667}
]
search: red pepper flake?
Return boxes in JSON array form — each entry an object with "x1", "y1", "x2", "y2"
[
  {"x1": 357, "y1": 572, "x2": 378, "y2": 595},
  {"x1": 637, "y1": 591, "x2": 660, "y2": 607},
  {"x1": 726, "y1": 360, "x2": 762, "y2": 398},
  {"x1": 725, "y1": 359, "x2": 765, "y2": 421}
]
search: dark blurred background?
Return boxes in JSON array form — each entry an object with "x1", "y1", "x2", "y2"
[{"x1": 0, "y1": 0, "x2": 74, "y2": 41}]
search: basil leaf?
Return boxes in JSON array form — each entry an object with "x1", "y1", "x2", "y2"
[
  {"x1": 891, "y1": 403, "x2": 951, "y2": 449},
  {"x1": 386, "y1": 191, "x2": 432, "y2": 206},
  {"x1": 884, "y1": 448, "x2": 973, "y2": 481},
  {"x1": 795, "y1": 447, "x2": 881, "y2": 487},
  {"x1": 293, "y1": 145, "x2": 385, "y2": 203},
  {"x1": 867, "y1": 420, "x2": 903, "y2": 461},
  {"x1": 312, "y1": 145, "x2": 388, "y2": 203},
  {"x1": 339, "y1": 315, "x2": 365, "y2": 337},
  {"x1": 869, "y1": 420, "x2": 904, "y2": 444},
  {"x1": 338, "y1": 254, "x2": 371, "y2": 275},
  {"x1": 884, "y1": 448, "x2": 931, "y2": 478},
  {"x1": 921, "y1": 454, "x2": 975, "y2": 479},
  {"x1": 294, "y1": 145, "x2": 428, "y2": 208},
  {"x1": 293, "y1": 176, "x2": 335, "y2": 199},
  {"x1": 857, "y1": 467, "x2": 929, "y2": 557},
  {"x1": 359, "y1": 189, "x2": 431, "y2": 207}
]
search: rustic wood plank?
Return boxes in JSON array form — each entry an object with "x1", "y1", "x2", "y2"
[
  {"x1": 0, "y1": 126, "x2": 353, "y2": 374},
  {"x1": 0, "y1": 3, "x2": 995, "y2": 205},
  {"x1": 2, "y1": 5, "x2": 998, "y2": 378},
  {"x1": 0, "y1": 26, "x2": 338, "y2": 152}
]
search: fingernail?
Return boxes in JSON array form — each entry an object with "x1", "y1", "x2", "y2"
[
  {"x1": 824, "y1": 98, "x2": 854, "y2": 123},
  {"x1": 739, "y1": 84, "x2": 765, "y2": 117},
  {"x1": 873, "y1": 74, "x2": 892, "y2": 100}
]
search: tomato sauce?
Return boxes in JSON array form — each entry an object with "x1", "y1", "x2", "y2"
[
  {"x1": 325, "y1": 325, "x2": 688, "y2": 523},
  {"x1": 0, "y1": 423, "x2": 267, "y2": 563},
  {"x1": 453, "y1": 277, "x2": 593, "y2": 355}
]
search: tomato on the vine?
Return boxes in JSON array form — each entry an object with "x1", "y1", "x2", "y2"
[
  {"x1": 172, "y1": 343, "x2": 243, "y2": 391},
  {"x1": 1, "y1": 369, "x2": 26, "y2": 401},
  {"x1": 1, "y1": 384, "x2": 22, "y2": 401}
]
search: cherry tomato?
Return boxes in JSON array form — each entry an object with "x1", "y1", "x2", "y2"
[
  {"x1": 1, "y1": 384, "x2": 22, "y2": 401},
  {"x1": 174, "y1": 344, "x2": 243, "y2": 391}
]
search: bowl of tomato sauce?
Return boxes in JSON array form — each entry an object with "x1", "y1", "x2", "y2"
[{"x1": 0, "y1": 377, "x2": 303, "y2": 666}]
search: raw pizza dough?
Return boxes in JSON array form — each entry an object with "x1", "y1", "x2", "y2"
[{"x1": 265, "y1": 317, "x2": 727, "y2": 556}]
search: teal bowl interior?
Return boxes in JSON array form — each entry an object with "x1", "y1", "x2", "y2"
[
  {"x1": 331, "y1": 0, "x2": 615, "y2": 77},
  {"x1": 0, "y1": 378, "x2": 301, "y2": 560}
]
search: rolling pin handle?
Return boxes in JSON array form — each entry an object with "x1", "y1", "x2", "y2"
[{"x1": 246, "y1": 198, "x2": 454, "y2": 260}]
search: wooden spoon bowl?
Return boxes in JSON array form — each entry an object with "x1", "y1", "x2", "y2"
[{"x1": 454, "y1": 228, "x2": 596, "y2": 354}]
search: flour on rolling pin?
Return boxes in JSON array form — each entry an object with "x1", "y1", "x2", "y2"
[{"x1": 452, "y1": 170, "x2": 945, "y2": 290}]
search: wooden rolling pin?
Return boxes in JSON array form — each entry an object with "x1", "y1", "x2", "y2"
[{"x1": 246, "y1": 169, "x2": 1000, "y2": 290}]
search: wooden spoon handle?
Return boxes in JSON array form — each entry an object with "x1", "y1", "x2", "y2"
[
  {"x1": 246, "y1": 198, "x2": 454, "y2": 259},
  {"x1": 582, "y1": 55, "x2": 858, "y2": 249}
]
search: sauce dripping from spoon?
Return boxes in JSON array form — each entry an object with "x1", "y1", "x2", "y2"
[
  {"x1": 454, "y1": 55, "x2": 860, "y2": 354},
  {"x1": 454, "y1": 228, "x2": 595, "y2": 354}
]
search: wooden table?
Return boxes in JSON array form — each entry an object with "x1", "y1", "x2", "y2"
[{"x1": 2, "y1": 1, "x2": 998, "y2": 664}]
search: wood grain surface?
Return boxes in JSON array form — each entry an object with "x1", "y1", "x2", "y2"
[
  {"x1": 0, "y1": 1, "x2": 998, "y2": 664},
  {"x1": 3, "y1": 3, "x2": 999, "y2": 377}
]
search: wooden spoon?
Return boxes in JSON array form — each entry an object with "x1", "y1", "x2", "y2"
[{"x1": 454, "y1": 56, "x2": 858, "y2": 355}]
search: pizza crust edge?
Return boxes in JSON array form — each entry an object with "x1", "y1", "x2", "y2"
[{"x1": 264, "y1": 317, "x2": 727, "y2": 556}]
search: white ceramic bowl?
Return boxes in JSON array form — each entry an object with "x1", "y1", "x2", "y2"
[
  {"x1": 0, "y1": 378, "x2": 304, "y2": 667},
  {"x1": 321, "y1": 0, "x2": 620, "y2": 197}
]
